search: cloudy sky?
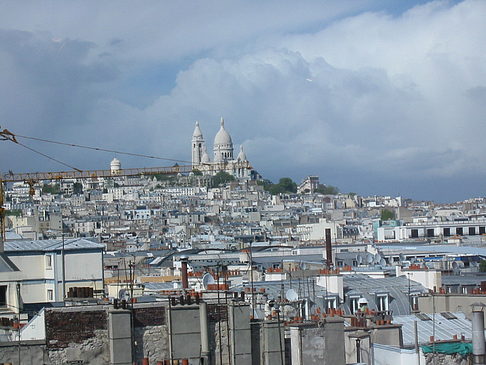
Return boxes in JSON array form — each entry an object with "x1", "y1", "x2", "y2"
[{"x1": 0, "y1": 0, "x2": 485, "y2": 202}]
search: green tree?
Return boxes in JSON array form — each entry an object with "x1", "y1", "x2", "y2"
[
  {"x1": 5, "y1": 209, "x2": 22, "y2": 217},
  {"x1": 480, "y1": 260, "x2": 486, "y2": 273},
  {"x1": 278, "y1": 178, "x2": 297, "y2": 193},
  {"x1": 259, "y1": 177, "x2": 297, "y2": 195},
  {"x1": 73, "y1": 182, "x2": 83, "y2": 194},
  {"x1": 315, "y1": 184, "x2": 339, "y2": 195},
  {"x1": 42, "y1": 184, "x2": 61, "y2": 195},
  {"x1": 192, "y1": 169, "x2": 203, "y2": 176},
  {"x1": 212, "y1": 171, "x2": 235, "y2": 186},
  {"x1": 381, "y1": 209, "x2": 395, "y2": 221}
]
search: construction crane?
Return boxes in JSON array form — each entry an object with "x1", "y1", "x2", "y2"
[{"x1": 0, "y1": 128, "x2": 252, "y2": 242}]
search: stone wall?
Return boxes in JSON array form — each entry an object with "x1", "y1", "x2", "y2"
[
  {"x1": 45, "y1": 307, "x2": 109, "y2": 365},
  {"x1": 424, "y1": 352, "x2": 471, "y2": 365},
  {"x1": 45, "y1": 308, "x2": 107, "y2": 349},
  {"x1": 0, "y1": 302, "x2": 290, "y2": 365},
  {"x1": 133, "y1": 306, "x2": 170, "y2": 363},
  {"x1": 207, "y1": 304, "x2": 230, "y2": 365}
]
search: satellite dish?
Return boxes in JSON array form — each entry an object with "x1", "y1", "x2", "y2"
[
  {"x1": 202, "y1": 273, "x2": 215, "y2": 290},
  {"x1": 399, "y1": 253, "x2": 405, "y2": 262},
  {"x1": 374, "y1": 253, "x2": 381, "y2": 264},
  {"x1": 118, "y1": 289, "x2": 129, "y2": 300},
  {"x1": 286, "y1": 289, "x2": 299, "y2": 301},
  {"x1": 379, "y1": 258, "x2": 386, "y2": 266},
  {"x1": 356, "y1": 254, "x2": 363, "y2": 265},
  {"x1": 366, "y1": 253, "x2": 374, "y2": 264}
]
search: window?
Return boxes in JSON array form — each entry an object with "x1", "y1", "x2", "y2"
[
  {"x1": 456, "y1": 227, "x2": 463, "y2": 236},
  {"x1": 416, "y1": 313, "x2": 431, "y2": 321},
  {"x1": 426, "y1": 229, "x2": 435, "y2": 237},
  {"x1": 411, "y1": 295, "x2": 419, "y2": 311},
  {"x1": 480, "y1": 226, "x2": 486, "y2": 235},
  {"x1": 469, "y1": 227, "x2": 476, "y2": 235},
  {"x1": 444, "y1": 228, "x2": 451, "y2": 237},
  {"x1": 47, "y1": 289, "x2": 53, "y2": 301},
  {"x1": 325, "y1": 297, "x2": 337, "y2": 310},
  {"x1": 411, "y1": 229, "x2": 419, "y2": 238},
  {"x1": 349, "y1": 297, "x2": 360, "y2": 314},
  {"x1": 376, "y1": 294, "x2": 389, "y2": 311},
  {"x1": 46, "y1": 255, "x2": 52, "y2": 269},
  {"x1": 0, "y1": 286, "x2": 6, "y2": 306}
]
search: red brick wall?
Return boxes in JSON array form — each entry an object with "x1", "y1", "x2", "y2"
[{"x1": 45, "y1": 310, "x2": 107, "y2": 348}]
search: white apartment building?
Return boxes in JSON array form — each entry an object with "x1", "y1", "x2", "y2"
[{"x1": 0, "y1": 238, "x2": 104, "y2": 314}]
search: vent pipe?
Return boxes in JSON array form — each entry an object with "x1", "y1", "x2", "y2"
[
  {"x1": 472, "y1": 303, "x2": 486, "y2": 365},
  {"x1": 325, "y1": 228, "x2": 332, "y2": 269}
]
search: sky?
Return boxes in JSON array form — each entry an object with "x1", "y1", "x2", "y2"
[{"x1": 0, "y1": 0, "x2": 485, "y2": 203}]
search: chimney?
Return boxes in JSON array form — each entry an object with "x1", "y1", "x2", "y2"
[
  {"x1": 180, "y1": 256, "x2": 189, "y2": 290},
  {"x1": 325, "y1": 228, "x2": 332, "y2": 269},
  {"x1": 472, "y1": 303, "x2": 486, "y2": 365}
]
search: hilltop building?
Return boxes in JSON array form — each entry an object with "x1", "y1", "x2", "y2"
[{"x1": 191, "y1": 118, "x2": 254, "y2": 179}]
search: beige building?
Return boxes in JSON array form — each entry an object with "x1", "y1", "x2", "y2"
[{"x1": 0, "y1": 238, "x2": 104, "y2": 317}]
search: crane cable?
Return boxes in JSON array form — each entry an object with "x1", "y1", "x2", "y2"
[
  {"x1": 14, "y1": 134, "x2": 192, "y2": 164},
  {"x1": 15, "y1": 140, "x2": 82, "y2": 172},
  {"x1": 1, "y1": 128, "x2": 82, "y2": 172}
]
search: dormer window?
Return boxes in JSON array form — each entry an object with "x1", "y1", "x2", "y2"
[{"x1": 376, "y1": 293, "x2": 389, "y2": 311}]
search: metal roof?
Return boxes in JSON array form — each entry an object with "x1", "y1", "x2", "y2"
[
  {"x1": 393, "y1": 312, "x2": 472, "y2": 347},
  {"x1": 342, "y1": 274, "x2": 428, "y2": 316},
  {"x1": 5, "y1": 238, "x2": 104, "y2": 253},
  {"x1": 143, "y1": 282, "x2": 177, "y2": 291}
]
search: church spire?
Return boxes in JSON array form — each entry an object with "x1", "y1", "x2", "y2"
[{"x1": 192, "y1": 120, "x2": 205, "y2": 166}]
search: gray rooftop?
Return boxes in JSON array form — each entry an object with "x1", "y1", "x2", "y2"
[
  {"x1": 342, "y1": 274, "x2": 428, "y2": 316},
  {"x1": 394, "y1": 312, "x2": 472, "y2": 347},
  {"x1": 5, "y1": 238, "x2": 105, "y2": 253}
]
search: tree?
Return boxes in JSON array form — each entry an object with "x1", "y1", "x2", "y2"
[
  {"x1": 260, "y1": 177, "x2": 297, "y2": 195},
  {"x1": 278, "y1": 178, "x2": 297, "y2": 193},
  {"x1": 381, "y1": 209, "x2": 395, "y2": 221},
  {"x1": 73, "y1": 182, "x2": 83, "y2": 194},
  {"x1": 315, "y1": 184, "x2": 339, "y2": 195},
  {"x1": 192, "y1": 169, "x2": 203, "y2": 176},
  {"x1": 42, "y1": 184, "x2": 61, "y2": 195},
  {"x1": 5, "y1": 209, "x2": 22, "y2": 217},
  {"x1": 480, "y1": 260, "x2": 486, "y2": 272},
  {"x1": 212, "y1": 171, "x2": 235, "y2": 186}
]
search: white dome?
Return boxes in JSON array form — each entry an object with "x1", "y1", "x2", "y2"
[
  {"x1": 237, "y1": 145, "x2": 247, "y2": 161},
  {"x1": 110, "y1": 158, "x2": 121, "y2": 174},
  {"x1": 193, "y1": 121, "x2": 203, "y2": 138},
  {"x1": 213, "y1": 117, "x2": 233, "y2": 146},
  {"x1": 110, "y1": 158, "x2": 121, "y2": 167},
  {"x1": 201, "y1": 151, "x2": 210, "y2": 163}
]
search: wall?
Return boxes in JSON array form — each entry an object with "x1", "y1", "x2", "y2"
[
  {"x1": 345, "y1": 324, "x2": 402, "y2": 364},
  {"x1": 19, "y1": 308, "x2": 45, "y2": 341},
  {"x1": 396, "y1": 267, "x2": 441, "y2": 291},
  {"x1": 374, "y1": 343, "x2": 425, "y2": 365},
  {"x1": 418, "y1": 294, "x2": 486, "y2": 323},
  {"x1": 290, "y1": 319, "x2": 346, "y2": 365},
  {"x1": 0, "y1": 301, "x2": 292, "y2": 364},
  {"x1": 45, "y1": 307, "x2": 109, "y2": 365},
  {"x1": 424, "y1": 352, "x2": 471, "y2": 365},
  {"x1": 0, "y1": 341, "x2": 45, "y2": 364}
]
